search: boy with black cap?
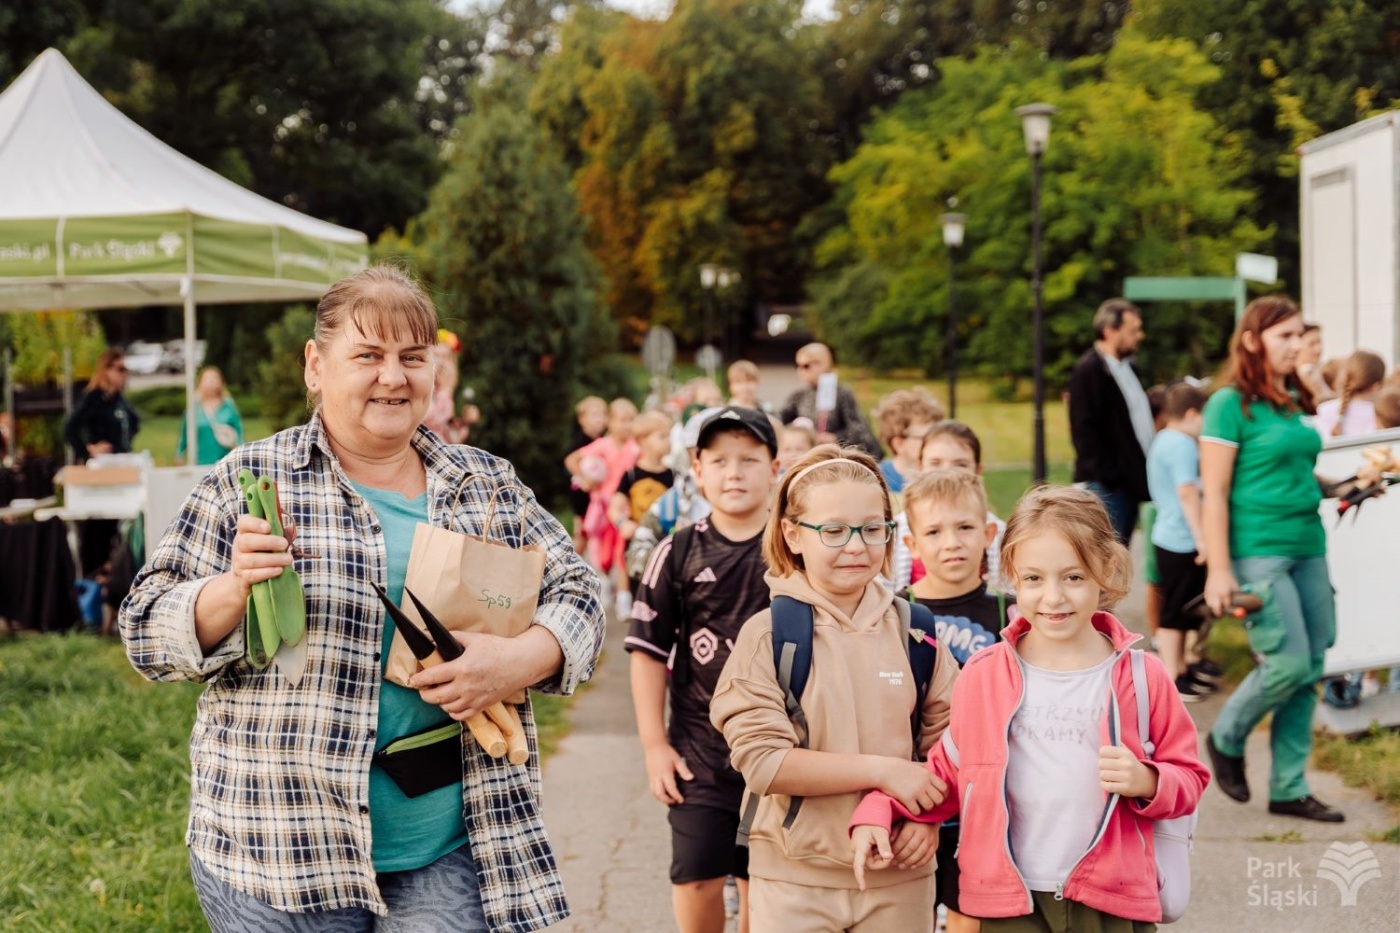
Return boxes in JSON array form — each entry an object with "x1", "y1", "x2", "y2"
[{"x1": 627, "y1": 405, "x2": 779, "y2": 933}]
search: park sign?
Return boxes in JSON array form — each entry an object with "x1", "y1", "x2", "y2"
[{"x1": 0, "y1": 213, "x2": 366, "y2": 290}]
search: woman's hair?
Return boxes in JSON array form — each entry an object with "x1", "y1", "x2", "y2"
[
  {"x1": 903, "y1": 469, "x2": 989, "y2": 529},
  {"x1": 998, "y1": 485, "x2": 1131, "y2": 606},
  {"x1": 313, "y1": 264, "x2": 438, "y2": 351},
  {"x1": 197, "y1": 365, "x2": 228, "y2": 398},
  {"x1": 1374, "y1": 385, "x2": 1400, "y2": 431},
  {"x1": 872, "y1": 387, "x2": 945, "y2": 449},
  {"x1": 918, "y1": 420, "x2": 983, "y2": 466},
  {"x1": 1217, "y1": 295, "x2": 1314, "y2": 416},
  {"x1": 763, "y1": 444, "x2": 893, "y2": 577},
  {"x1": 87, "y1": 348, "x2": 126, "y2": 392},
  {"x1": 1332, "y1": 350, "x2": 1387, "y2": 436}
]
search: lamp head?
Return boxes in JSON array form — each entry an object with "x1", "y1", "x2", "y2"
[
  {"x1": 941, "y1": 212, "x2": 967, "y2": 249},
  {"x1": 1015, "y1": 103, "x2": 1057, "y2": 156}
]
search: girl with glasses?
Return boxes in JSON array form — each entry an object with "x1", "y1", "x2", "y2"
[{"x1": 710, "y1": 444, "x2": 959, "y2": 931}]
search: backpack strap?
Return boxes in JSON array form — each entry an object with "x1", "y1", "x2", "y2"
[
  {"x1": 901, "y1": 599, "x2": 940, "y2": 760},
  {"x1": 1129, "y1": 648, "x2": 1155, "y2": 758},
  {"x1": 737, "y1": 596, "x2": 813, "y2": 845},
  {"x1": 666, "y1": 525, "x2": 699, "y2": 689},
  {"x1": 996, "y1": 588, "x2": 1008, "y2": 630}
]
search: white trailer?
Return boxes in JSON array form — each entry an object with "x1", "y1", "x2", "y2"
[{"x1": 1299, "y1": 111, "x2": 1400, "y2": 367}]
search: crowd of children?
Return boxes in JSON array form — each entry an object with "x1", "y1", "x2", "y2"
[
  {"x1": 561, "y1": 359, "x2": 1224, "y2": 933},
  {"x1": 556, "y1": 318, "x2": 1400, "y2": 931}
]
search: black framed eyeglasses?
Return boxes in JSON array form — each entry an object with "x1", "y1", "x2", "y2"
[{"x1": 795, "y1": 520, "x2": 896, "y2": 548}]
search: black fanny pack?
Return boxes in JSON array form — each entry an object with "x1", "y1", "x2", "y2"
[{"x1": 372, "y1": 721, "x2": 463, "y2": 798}]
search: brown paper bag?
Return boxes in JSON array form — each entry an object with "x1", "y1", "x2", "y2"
[{"x1": 385, "y1": 481, "x2": 546, "y2": 702}]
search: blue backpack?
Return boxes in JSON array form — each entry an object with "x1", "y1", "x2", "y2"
[{"x1": 736, "y1": 595, "x2": 941, "y2": 845}]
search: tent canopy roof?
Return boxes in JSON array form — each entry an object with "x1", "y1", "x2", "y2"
[{"x1": 0, "y1": 49, "x2": 367, "y2": 310}]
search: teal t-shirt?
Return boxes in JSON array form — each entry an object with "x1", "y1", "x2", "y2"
[
  {"x1": 1200, "y1": 386, "x2": 1324, "y2": 559},
  {"x1": 352, "y1": 480, "x2": 469, "y2": 872}
]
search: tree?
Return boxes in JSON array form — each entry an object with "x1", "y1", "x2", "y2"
[
  {"x1": 1137, "y1": 0, "x2": 1400, "y2": 287},
  {"x1": 531, "y1": 0, "x2": 830, "y2": 346},
  {"x1": 810, "y1": 34, "x2": 1267, "y2": 388},
  {"x1": 417, "y1": 68, "x2": 609, "y2": 497},
  {"x1": 812, "y1": 1, "x2": 1130, "y2": 161}
]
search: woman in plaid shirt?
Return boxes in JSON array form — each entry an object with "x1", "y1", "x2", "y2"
[{"x1": 120, "y1": 265, "x2": 604, "y2": 932}]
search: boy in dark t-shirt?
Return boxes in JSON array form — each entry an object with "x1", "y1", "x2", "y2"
[
  {"x1": 902, "y1": 469, "x2": 1009, "y2": 933},
  {"x1": 626, "y1": 406, "x2": 778, "y2": 933}
]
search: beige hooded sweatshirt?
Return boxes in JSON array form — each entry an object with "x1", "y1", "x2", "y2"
[{"x1": 710, "y1": 571, "x2": 958, "y2": 890}]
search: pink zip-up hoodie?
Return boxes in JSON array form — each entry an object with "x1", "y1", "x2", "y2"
[{"x1": 850, "y1": 611, "x2": 1210, "y2": 922}]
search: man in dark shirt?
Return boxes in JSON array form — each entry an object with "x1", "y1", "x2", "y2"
[
  {"x1": 1067, "y1": 299, "x2": 1154, "y2": 543},
  {"x1": 778, "y1": 342, "x2": 880, "y2": 456},
  {"x1": 626, "y1": 405, "x2": 778, "y2": 933}
]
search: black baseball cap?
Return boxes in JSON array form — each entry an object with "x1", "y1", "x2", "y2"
[{"x1": 696, "y1": 405, "x2": 778, "y2": 456}]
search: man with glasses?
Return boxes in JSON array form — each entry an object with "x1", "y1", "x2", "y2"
[{"x1": 778, "y1": 343, "x2": 880, "y2": 456}]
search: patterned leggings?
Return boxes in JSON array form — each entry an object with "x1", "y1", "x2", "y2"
[{"x1": 190, "y1": 845, "x2": 487, "y2": 933}]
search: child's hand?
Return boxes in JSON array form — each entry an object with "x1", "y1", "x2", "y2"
[
  {"x1": 1099, "y1": 746, "x2": 1159, "y2": 799},
  {"x1": 851, "y1": 825, "x2": 893, "y2": 891},
  {"x1": 642, "y1": 742, "x2": 694, "y2": 805},
  {"x1": 879, "y1": 759, "x2": 947, "y2": 816},
  {"x1": 890, "y1": 820, "x2": 939, "y2": 870}
]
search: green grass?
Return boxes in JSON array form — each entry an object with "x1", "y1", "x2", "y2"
[
  {"x1": 130, "y1": 414, "x2": 275, "y2": 467},
  {"x1": 1312, "y1": 725, "x2": 1400, "y2": 835},
  {"x1": 0, "y1": 635, "x2": 575, "y2": 930}
]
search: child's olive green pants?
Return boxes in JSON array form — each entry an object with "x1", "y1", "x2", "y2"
[{"x1": 980, "y1": 891, "x2": 1157, "y2": 933}]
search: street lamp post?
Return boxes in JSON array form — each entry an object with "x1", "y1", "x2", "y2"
[
  {"x1": 941, "y1": 211, "x2": 966, "y2": 419},
  {"x1": 699, "y1": 263, "x2": 717, "y2": 381},
  {"x1": 697, "y1": 264, "x2": 737, "y2": 383},
  {"x1": 1016, "y1": 102, "x2": 1055, "y2": 486}
]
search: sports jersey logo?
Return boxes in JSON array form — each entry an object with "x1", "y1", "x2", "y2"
[
  {"x1": 692, "y1": 567, "x2": 718, "y2": 583},
  {"x1": 688, "y1": 627, "x2": 736, "y2": 666},
  {"x1": 690, "y1": 627, "x2": 719, "y2": 665}
]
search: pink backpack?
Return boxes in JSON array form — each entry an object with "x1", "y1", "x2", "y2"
[{"x1": 1118, "y1": 648, "x2": 1197, "y2": 924}]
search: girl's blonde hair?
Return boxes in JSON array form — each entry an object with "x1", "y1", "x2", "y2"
[
  {"x1": 763, "y1": 444, "x2": 893, "y2": 577},
  {"x1": 632, "y1": 410, "x2": 673, "y2": 440},
  {"x1": 999, "y1": 485, "x2": 1131, "y2": 606},
  {"x1": 1333, "y1": 350, "x2": 1386, "y2": 436},
  {"x1": 903, "y1": 470, "x2": 989, "y2": 529}
]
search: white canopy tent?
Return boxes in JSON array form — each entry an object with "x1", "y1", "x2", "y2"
[{"x1": 0, "y1": 48, "x2": 368, "y2": 452}]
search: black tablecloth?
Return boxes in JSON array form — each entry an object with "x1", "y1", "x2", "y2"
[
  {"x1": 0, "y1": 457, "x2": 59, "y2": 506},
  {"x1": 0, "y1": 517, "x2": 79, "y2": 632}
]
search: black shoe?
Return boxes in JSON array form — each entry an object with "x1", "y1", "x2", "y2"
[
  {"x1": 1174, "y1": 674, "x2": 1210, "y2": 703},
  {"x1": 1185, "y1": 670, "x2": 1220, "y2": 694},
  {"x1": 1189, "y1": 659, "x2": 1224, "y2": 680},
  {"x1": 1207, "y1": 734, "x2": 1250, "y2": 802},
  {"x1": 1268, "y1": 795, "x2": 1345, "y2": 823},
  {"x1": 1322, "y1": 677, "x2": 1362, "y2": 710}
]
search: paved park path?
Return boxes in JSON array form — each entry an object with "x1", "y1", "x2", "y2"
[
  {"x1": 542, "y1": 369, "x2": 1396, "y2": 930},
  {"x1": 542, "y1": 576, "x2": 1398, "y2": 932}
]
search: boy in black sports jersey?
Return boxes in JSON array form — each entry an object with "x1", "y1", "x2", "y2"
[{"x1": 626, "y1": 406, "x2": 779, "y2": 933}]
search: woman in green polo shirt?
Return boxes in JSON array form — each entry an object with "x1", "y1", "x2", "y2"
[{"x1": 1199, "y1": 295, "x2": 1343, "y2": 823}]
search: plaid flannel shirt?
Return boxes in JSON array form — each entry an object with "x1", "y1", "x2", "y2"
[{"x1": 119, "y1": 415, "x2": 604, "y2": 931}]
